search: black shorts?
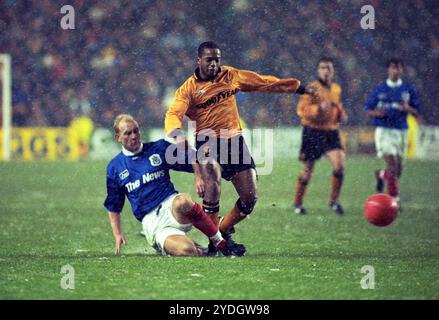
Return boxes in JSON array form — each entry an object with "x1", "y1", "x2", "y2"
[
  {"x1": 299, "y1": 126, "x2": 343, "y2": 162},
  {"x1": 195, "y1": 134, "x2": 256, "y2": 181}
]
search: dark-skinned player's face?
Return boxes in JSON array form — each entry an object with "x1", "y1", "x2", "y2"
[
  {"x1": 317, "y1": 61, "x2": 334, "y2": 84},
  {"x1": 116, "y1": 120, "x2": 141, "y2": 152},
  {"x1": 387, "y1": 63, "x2": 403, "y2": 81},
  {"x1": 197, "y1": 48, "x2": 221, "y2": 80}
]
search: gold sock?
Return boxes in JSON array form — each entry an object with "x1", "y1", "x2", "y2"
[{"x1": 220, "y1": 204, "x2": 246, "y2": 233}]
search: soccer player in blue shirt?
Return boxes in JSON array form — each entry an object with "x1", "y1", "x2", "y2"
[
  {"x1": 104, "y1": 114, "x2": 239, "y2": 256},
  {"x1": 364, "y1": 58, "x2": 421, "y2": 206}
]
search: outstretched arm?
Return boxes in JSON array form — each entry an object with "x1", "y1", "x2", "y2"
[
  {"x1": 232, "y1": 67, "x2": 317, "y2": 97},
  {"x1": 105, "y1": 166, "x2": 126, "y2": 255}
]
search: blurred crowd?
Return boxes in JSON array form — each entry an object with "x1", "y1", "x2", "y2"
[{"x1": 1, "y1": 0, "x2": 438, "y2": 128}]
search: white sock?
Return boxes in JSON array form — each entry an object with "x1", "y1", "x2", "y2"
[{"x1": 209, "y1": 231, "x2": 223, "y2": 246}]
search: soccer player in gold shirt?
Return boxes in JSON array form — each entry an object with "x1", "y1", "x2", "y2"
[
  {"x1": 165, "y1": 41, "x2": 315, "y2": 255},
  {"x1": 293, "y1": 57, "x2": 348, "y2": 215}
]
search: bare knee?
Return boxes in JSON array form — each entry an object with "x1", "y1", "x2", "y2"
[
  {"x1": 299, "y1": 166, "x2": 314, "y2": 184},
  {"x1": 300, "y1": 173, "x2": 312, "y2": 183},
  {"x1": 333, "y1": 166, "x2": 345, "y2": 176},
  {"x1": 173, "y1": 194, "x2": 194, "y2": 217},
  {"x1": 242, "y1": 190, "x2": 258, "y2": 206},
  {"x1": 237, "y1": 193, "x2": 258, "y2": 216}
]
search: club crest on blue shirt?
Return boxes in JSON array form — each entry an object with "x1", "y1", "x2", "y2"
[
  {"x1": 149, "y1": 154, "x2": 162, "y2": 166},
  {"x1": 119, "y1": 169, "x2": 129, "y2": 180},
  {"x1": 401, "y1": 91, "x2": 410, "y2": 102}
]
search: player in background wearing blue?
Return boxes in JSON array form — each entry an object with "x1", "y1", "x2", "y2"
[
  {"x1": 104, "y1": 114, "x2": 239, "y2": 256},
  {"x1": 364, "y1": 59, "x2": 421, "y2": 207}
]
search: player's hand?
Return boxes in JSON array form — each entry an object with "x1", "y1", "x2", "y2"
[
  {"x1": 319, "y1": 101, "x2": 332, "y2": 111},
  {"x1": 398, "y1": 102, "x2": 419, "y2": 118},
  {"x1": 304, "y1": 84, "x2": 318, "y2": 97},
  {"x1": 114, "y1": 233, "x2": 127, "y2": 255},
  {"x1": 398, "y1": 102, "x2": 411, "y2": 113},
  {"x1": 195, "y1": 174, "x2": 205, "y2": 198}
]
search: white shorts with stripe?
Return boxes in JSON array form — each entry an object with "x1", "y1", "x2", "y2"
[
  {"x1": 375, "y1": 127, "x2": 408, "y2": 158},
  {"x1": 141, "y1": 193, "x2": 192, "y2": 255}
]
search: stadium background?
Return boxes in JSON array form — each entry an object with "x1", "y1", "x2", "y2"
[
  {"x1": 1, "y1": 0, "x2": 439, "y2": 160},
  {"x1": 1, "y1": 0, "x2": 439, "y2": 301},
  {"x1": 1, "y1": 0, "x2": 439, "y2": 126}
]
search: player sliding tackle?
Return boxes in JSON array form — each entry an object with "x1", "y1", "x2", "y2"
[
  {"x1": 165, "y1": 41, "x2": 317, "y2": 256},
  {"x1": 104, "y1": 114, "x2": 237, "y2": 256}
]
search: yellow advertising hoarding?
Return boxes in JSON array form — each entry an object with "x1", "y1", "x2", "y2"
[
  {"x1": 0, "y1": 126, "x2": 427, "y2": 161},
  {"x1": 0, "y1": 127, "x2": 80, "y2": 160}
]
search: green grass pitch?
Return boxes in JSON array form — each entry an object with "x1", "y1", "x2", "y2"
[{"x1": 0, "y1": 156, "x2": 438, "y2": 299}]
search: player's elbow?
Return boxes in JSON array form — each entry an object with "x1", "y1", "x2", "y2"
[
  {"x1": 166, "y1": 128, "x2": 184, "y2": 138},
  {"x1": 164, "y1": 116, "x2": 183, "y2": 137}
]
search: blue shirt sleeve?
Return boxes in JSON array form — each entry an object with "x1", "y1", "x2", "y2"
[
  {"x1": 364, "y1": 86, "x2": 379, "y2": 111},
  {"x1": 104, "y1": 163, "x2": 125, "y2": 213},
  {"x1": 409, "y1": 85, "x2": 421, "y2": 113},
  {"x1": 160, "y1": 139, "x2": 195, "y2": 173}
]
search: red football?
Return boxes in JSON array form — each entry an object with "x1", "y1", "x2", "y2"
[{"x1": 364, "y1": 194, "x2": 399, "y2": 227}]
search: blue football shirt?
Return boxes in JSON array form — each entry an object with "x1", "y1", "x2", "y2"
[
  {"x1": 104, "y1": 139, "x2": 193, "y2": 221},
  {"x1": 364, "y1": 80, "x2": 421, "y2": 129}
]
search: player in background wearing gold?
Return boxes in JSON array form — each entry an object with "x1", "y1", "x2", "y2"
[
  {"x1": 165, "y1": 41, "x2": 316, "y2": 255},
  {"x1": 293, "y1": 57, "x2": 348, "y2": 215}
]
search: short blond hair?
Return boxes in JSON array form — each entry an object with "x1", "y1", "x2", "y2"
[{"x1": 113, "y1": 114, "x2": 136, "y2": 134}]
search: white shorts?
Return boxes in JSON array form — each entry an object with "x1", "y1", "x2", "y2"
[
  {"x1": 375, "y1": 127, "x2": 408, "y2": 158},
  {"x1": 141, "y1": 193, "x2": 192, "y2": 255}
]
